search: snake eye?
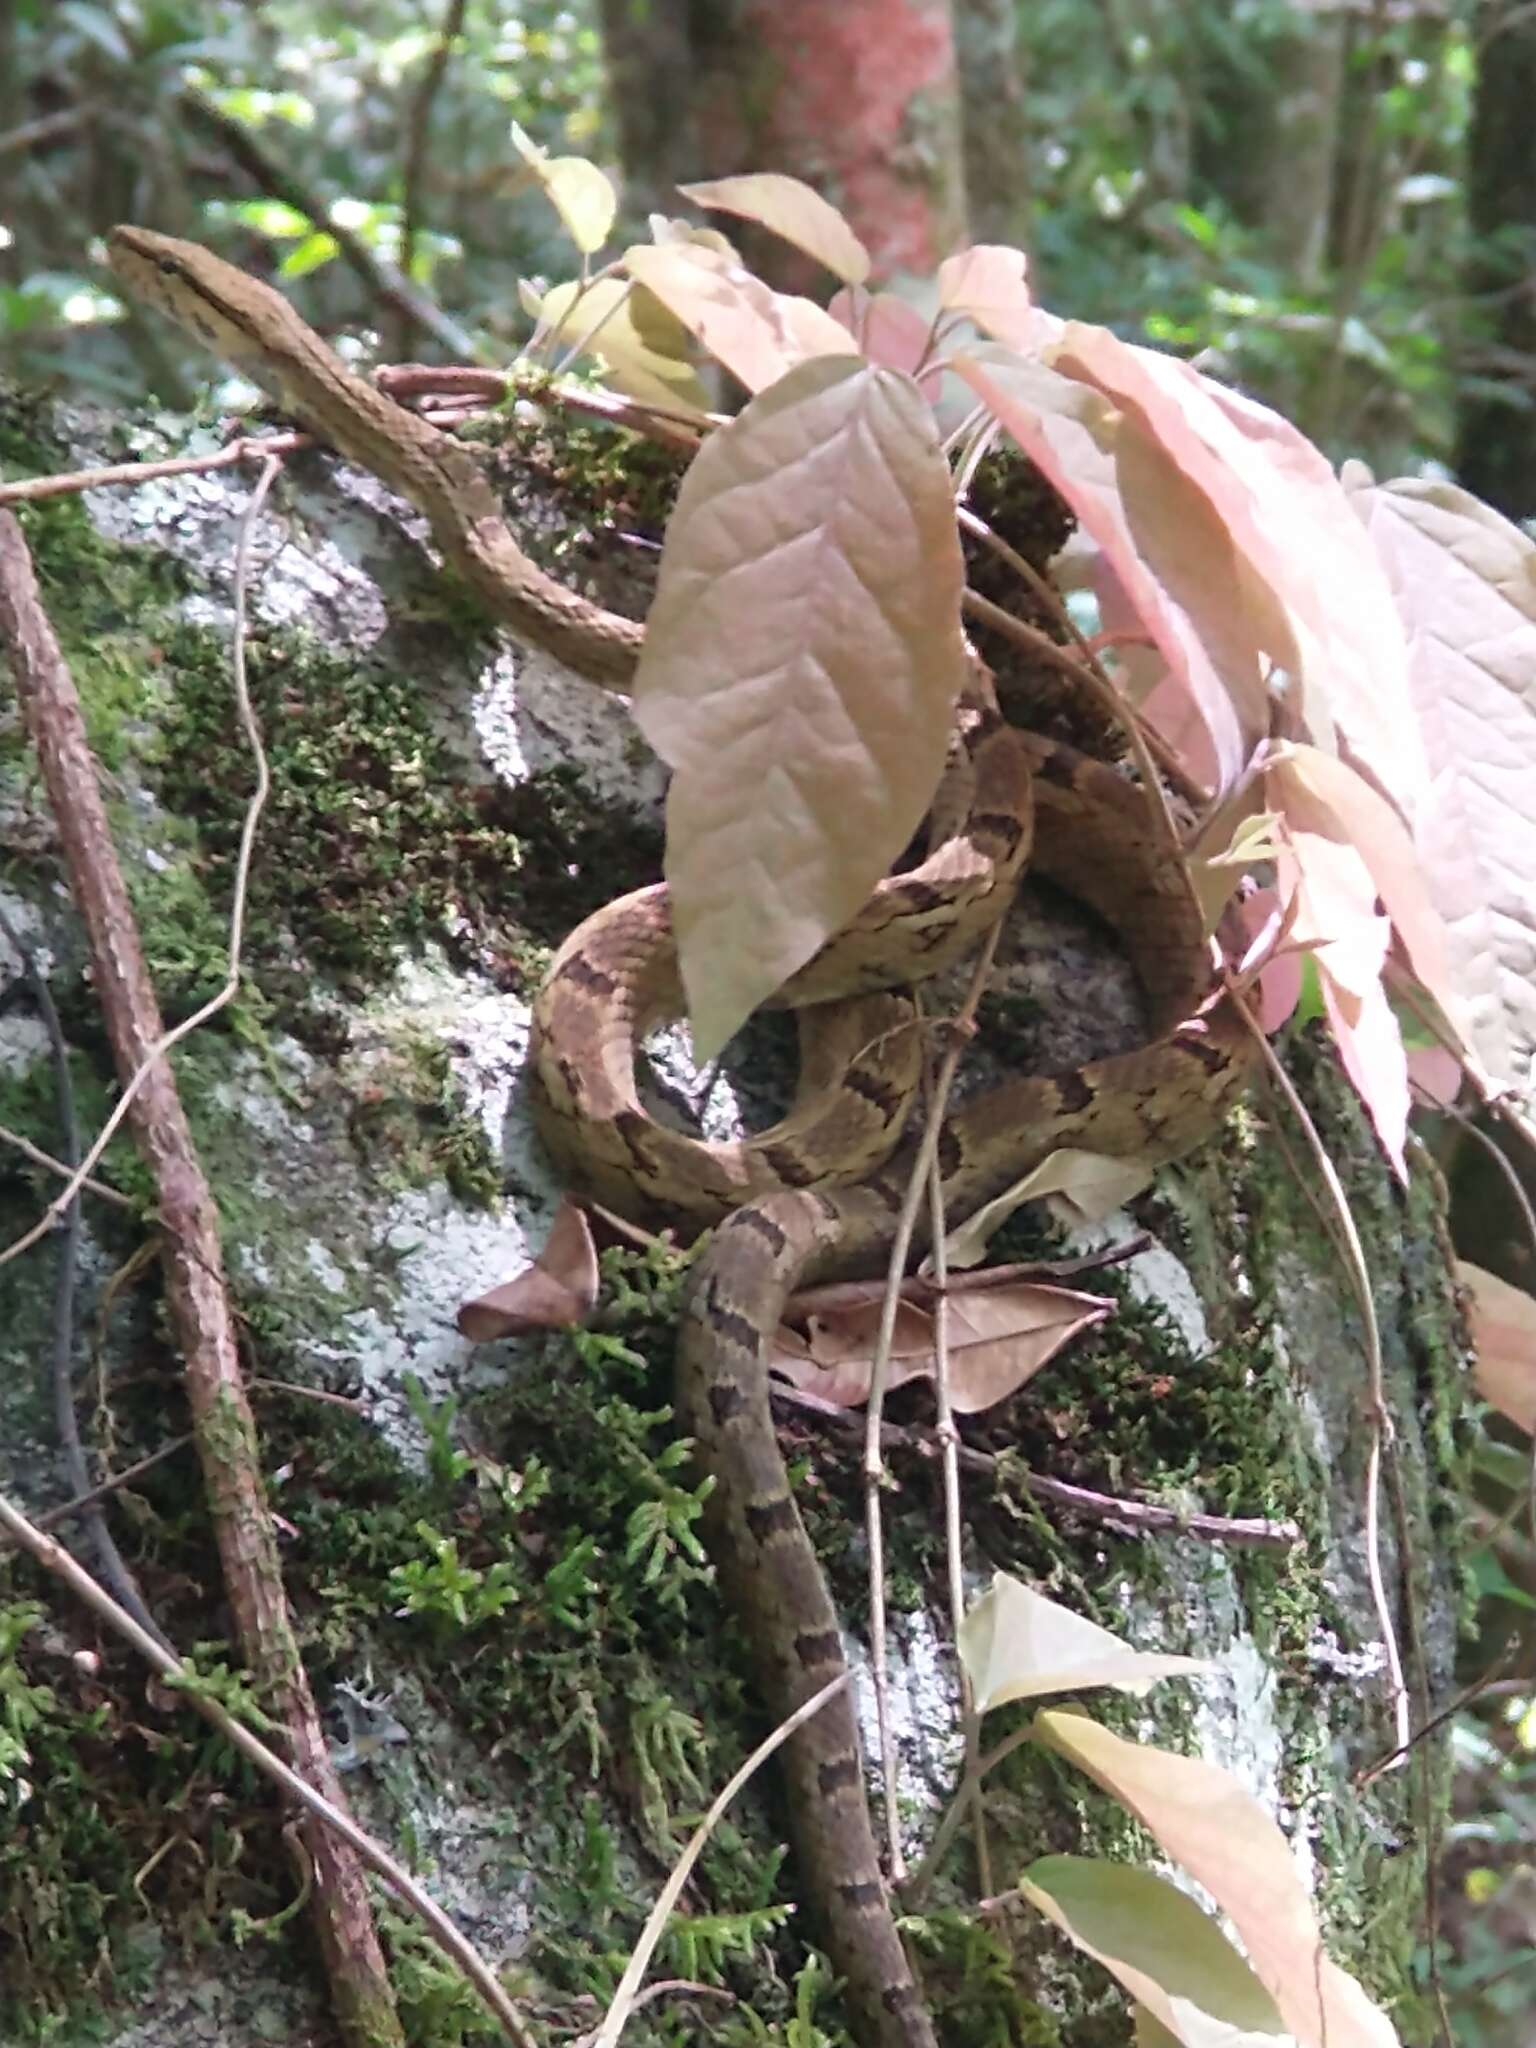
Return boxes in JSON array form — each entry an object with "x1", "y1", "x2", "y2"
[{"x1": 157, "y1": 257, "x2": 180, "y2": 277}]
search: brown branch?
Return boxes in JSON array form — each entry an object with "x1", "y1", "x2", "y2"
[
  {"x1": 177, "y1": 88, "x2": 479, "y2": 362},
  {"x1": 0, "y1": 1488, "x2": 534, "y2": 2048},
  {"x1": 0, "y1": 510, "x2": 405, "y2": 2048},
  {"x1": 770, "y1": 1382, "x2": 1302, "y2": 1552},
  {"x1": 396, "y1": 0, "x2": 470, "y2": 359}
]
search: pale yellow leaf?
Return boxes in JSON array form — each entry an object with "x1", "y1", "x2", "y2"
[
  {"x1": 959, "y1": 1574, "x2": 1208, "y2": 1710},
  {"x1": 1460, "y1": 1260, "x2": 1536, "y2": 1432},
  {"x1": 943, "y1": 1149, "x2": 1156, "y2": 1266},
  {"x1": 648, "y1": 213, "x2": 737, "y2": 257},
  {"x1": 623, "y1": 242, "x2": 851, "y2": 394},
  {"x1": 1034, "y1": 1711, "x2": 1401, "y2": 2048},
  {"x1": 680, "y1": 173, "x2": 871, "y2": 285},
  {"x1": 1019, "y1": 1858, "x2": 1288, "y2": 2045},
  {"x1": 1054, "y1": 327, "x2": 1426, "y2": 819},
  {"x1": 510, "y1": 123, "x2": 617, "y2": 255},
  {"x1": 632, "y1": 357, "x2": 968, "y2": 1058},
  {"x1": 1345, "y1": 468, "x2": 1536, "y2": 1097},
  {"x1": 535, "y1": 277, "x2": 710, "y2": 417}
]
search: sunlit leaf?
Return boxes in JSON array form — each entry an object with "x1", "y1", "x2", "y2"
[
  {"x1": 681, "y1": 173, "x2": 871, "y2": 286},
  {"x1": 1020, "y1": 1858, "x2": 1288, "y2": 2045},
  {"x1": 532, "y1": 277, "x2": 710, "y2": 416},
  {"x1": 1034, "y1": 1712, "x2": 1401, "y2": 2048},
  {"x1": 959, "y1": 1574, "x2": 1208, "y2": 1709},
  {"x1": 623, "y1": 243, "x2": 851, "y2": 393}
]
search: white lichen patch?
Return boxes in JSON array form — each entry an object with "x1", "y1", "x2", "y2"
[
  {"x1": 1060, "y1": 1205, "x2": 1213, "y2": 1354},
  {"x1": 473, "y1": 645, "x2": 666, "y2": 820},
  {"x1": 848, "y1": 1609, "x2": 966, "y2": 1837}
]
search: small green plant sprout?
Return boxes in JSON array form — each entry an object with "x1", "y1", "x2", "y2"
[
  {"x1": 403, "y1": 1372, "x2": 475, "y2": 1493},
  {"x1": 661, "y1": 1904, "x2": 794, "y2": 1985},
  {"x1": 0, "y1": 1603, "x2": 55, "y2": 1801},
  {"x1": 623, "y1": 1433, "x2": 713, "y2": 1604},
  {"x1": 162, "y1": 1648, "x2": 281, "y2": 1735},
  {"x1": 388, "y1": 1523, "x2": 521, "y2": 1635},
  {"x1": 538, "y1": 1532, "x2": 601, "y2": 1631}
]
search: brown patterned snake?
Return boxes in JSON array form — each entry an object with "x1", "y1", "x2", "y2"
[{"x1": 110, "y1": 228, "x2": 1253, "y2": 2048}]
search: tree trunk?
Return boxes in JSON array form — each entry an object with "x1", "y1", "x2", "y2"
[
  {"x1": 598, "y1": 0, "x2": 969, "y2": 285},
  {"x1": 1457, "y1": 1, "x2": 1536, "y2": 517},
  {"x1": 1194, "y1": 2, "x2": 1346, "y2": 289},
  {"x1": 0, "y1": 390, "x2": 1459, "y2": 2048}
]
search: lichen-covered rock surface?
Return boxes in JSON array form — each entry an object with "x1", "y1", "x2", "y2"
[{"x1": 0, "y1": 389, "x2": 1468, "y2": 2048}]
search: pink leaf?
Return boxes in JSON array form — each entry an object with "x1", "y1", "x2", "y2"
[
  {"x1": 1054, "y1": 328, "x2": 1427, "y2": 818},
  {"x1": 1345, "y1": 469, "x2": 1536, "y2": 1095},
  {"x1": 623, "y1": 243, "x2": 852, "y2": 394},
  {"x1": 954, "y1": 345, "x2": 1261, "y2": 790},
  {"x1": 936, "y1": 244, "x2": 1055, "y2": 352},
  {"x1": 1460, "y1": 1261, "x2": 1536, "y2": 1432}
]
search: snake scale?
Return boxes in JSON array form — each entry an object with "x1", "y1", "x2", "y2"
[{"x1": 109, "y1": 227, "x2": 1254, "y2": 2048}]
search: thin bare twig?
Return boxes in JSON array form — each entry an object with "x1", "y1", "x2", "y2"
[
  {"x1": 924, "y1": 1141, "x2": 992, "y2": 1895},
  {"x1": 0, "y1": 1119, "x2": 133, "y2": 1207},
  {"x1": 862, "y1": 921, "x2": 1006, "y2": 1879},
  {"x1": 588, "y1": 1675, "x2": 850, "y2": 2048},
  {"x1": 396, "y1": 0, "x2": 470, "y2": 358},
  {"x1": 0, "y1": 492, "x2": 402, "y2": 2043},
  {"x1": 0, "y1": 901, "x2": 167, "y2": 1646},
  {"x1": 0, "y1": 464, "x2": 277, "y2": 1277},
  {"x1": 771, "y1": 1383, "x2": 1302, "y2": 1550},
  {"x1": 34, "y1": 1434, "x2": 196, "y2": 1532},
  {"x1": 0, "y1": 1489, "x2": 534, "y2": 2048}
]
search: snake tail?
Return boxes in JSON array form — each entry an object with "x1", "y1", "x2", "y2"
[{"x1": 676, "y1": 1190, "x2": 938, "y2": 2048}]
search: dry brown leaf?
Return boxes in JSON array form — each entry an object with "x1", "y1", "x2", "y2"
[
  {"x1": 1460, "y1": 1260, "x2": 1536, "y2": 1432},
  {"x1": 1034, "y1": 1711, "x2": 1401, "y2": 2048},
  {"x1": 1018, "y1": 1858, "x2": 1287, "y2": 2046},
  {"x1": 532, "y1": 277, "x2": 710, "y2": 416},
  {"x1": 960, "y1": 1574, "x2": 1208, "y2": 1707},
  {"x1": 1054, "y1": 327, "x2": 1426, "y2": 819},
  {"x1": 769, "y1": 1284, "x2": 1111, "y2": 1411},
  {"x1": 680, "y1": 173, "x2": 871, "y2": 285},
  {"x1": 953, "y1": 345, "x2": 1260, "y2": 791},
  {"x1": 456, "y1": 1200, "x2": 598, "y2": 1341},
  {"x1": 632, "y1": 356, "x2": 969, "y2": 1058},
  {"x1": 1345, "y1": 469, "x2": 1536, "y2": 1096},
  {"x1": 623, "y1": 243, "x2": 851, "y2": 394}
]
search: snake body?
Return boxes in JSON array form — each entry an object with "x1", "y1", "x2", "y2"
[
  {"x1": 533, "y1": 727, "x2": 1249, "y2": 2048},
  {"x1": 107, "y1": 227, "x2": 644, "y2": 686},
  {"x1": 110, "y1": 229, "x2": 1253, "y2": 2048}
]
